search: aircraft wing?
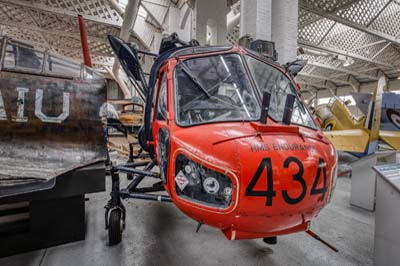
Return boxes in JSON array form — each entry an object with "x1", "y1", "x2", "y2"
[
  {"x1": 323, "y1": 129, "x2": 370, "y2": 153},
  {"x1": 379, "y1": 130, "x2": 400, "y2": 151},
  {"x1": 324, "y1": 129, "x2": 400, "y2": 152}
]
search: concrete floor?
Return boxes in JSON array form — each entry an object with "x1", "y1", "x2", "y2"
[{"x1": 0, "y1": 172, "x2": 374, "y2": 266}]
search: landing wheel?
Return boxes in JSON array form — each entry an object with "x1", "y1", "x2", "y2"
[
  {"x1": 263, "y1": 236, "x2": 277, "y2": 245},
  {"x1": 325, "y1": 124, "x2": 333, "y2": 131},
  {"x1": 108, "y1": 209, "x2": 122, "y2": 245}
]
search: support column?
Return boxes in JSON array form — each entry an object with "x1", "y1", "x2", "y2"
[
  {"x1": 152, "y1": 32, "x2": 163, "y2": 53},
  {"x1": 192, "y1": 0, "x2": 229, "y2": 45},
  {"x1": 111, "y1": 0, "x2": 140, "y2": 99},
  {"x1": 239, "y1": 0, "x2": 298, "y2": 64},
  {"x1": 118, "y1": 0, "x2": 139, "y2": 42},
  {"x1": 240, "y1": 0, "x2": 272, "y2": 40},
  {"x1": 168, "y1": 5, "x2": 192, "y2": 41},
  {"x1": 271, "y1": 0, "x2": 298, "y2": 64}
]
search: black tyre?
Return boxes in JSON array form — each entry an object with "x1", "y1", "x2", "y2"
[
  {"x1": 108, "y1": 209, "x2": 122, "y2": 246},
  {"x1": 325, "y1": 124, "x2": 333, "y2": 131},
  {"x1": 387, "y1": 109, "x2": 400, "y2": 129},
  {"x1": 138, "y1": 126, "x2": 149, "y2": 152}
]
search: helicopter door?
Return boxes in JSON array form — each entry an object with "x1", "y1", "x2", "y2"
[{"x1": 153, "y1": 71, "x2": 170, "y2": 182}]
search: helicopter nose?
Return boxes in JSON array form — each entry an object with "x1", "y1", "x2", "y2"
[{"x1": 227, "y1": 135, "x2": 335, "y2": 237}]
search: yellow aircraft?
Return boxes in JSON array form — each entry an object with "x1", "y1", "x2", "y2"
[
  {"x1": 315, "y1": 98, "x2": 365, "y2": 131},
  {"x1": 314, "y1": 75, "x2": 400, "y2": 155}
]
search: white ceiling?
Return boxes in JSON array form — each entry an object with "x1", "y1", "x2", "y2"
[{"x1": 1, "y1": 0, "x2": 399, "y2": 96}]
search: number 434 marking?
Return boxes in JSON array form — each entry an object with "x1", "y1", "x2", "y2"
[{"x1": 245, "y1": 157, "x2": 327, "y2": 206}]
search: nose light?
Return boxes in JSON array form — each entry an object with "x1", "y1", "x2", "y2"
[
  {"x1": 175, "y1": 154, "x2": 233, "y2": 208},
  {"x1": 184, "y1": 165, "x2": 192, "y2": 174},
  {"x1": 203, "y1": 177, "x2": 220, "y2": 194}
]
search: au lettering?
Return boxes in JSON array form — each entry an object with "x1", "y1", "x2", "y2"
[{"x1": 0, "y1": 87, "x2": 70, "y2": 123}]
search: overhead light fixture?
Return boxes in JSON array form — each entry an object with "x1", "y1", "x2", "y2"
[{"x1": 343, "y1": 57, "x2": 354, "y2": 67}]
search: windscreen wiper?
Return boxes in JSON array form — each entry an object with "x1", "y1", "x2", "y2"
[
  {"x1": 178, "y1": 63, "x2": 211, "y2": 98},
  {"x1": 178, "y1": 62, "x2": 248, "y2": 115}
]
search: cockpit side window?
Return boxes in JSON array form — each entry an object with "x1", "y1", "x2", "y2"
[
  {"x1": 46, "y1": 55, "x2": 81, "y2": 79},
  {"x1": 245, "y1": 55, "x2": 317, "y2": 129},
  {"x1": 1, "y1": 40, "x2": 102, "y2": 80},
  {"x1": 3, "y1": 43, "x2": 44, "y2": 72},
  {"x1": 156, "y1": 73, "x2": 167, "y2": 121}
]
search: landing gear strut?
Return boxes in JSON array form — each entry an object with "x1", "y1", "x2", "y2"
[
  {"x1": 104, "y1": 144, "x2": 171, "y2": 246},
  {"x1": 105, "y1": 165, "x2": 126, "y2": 246}
]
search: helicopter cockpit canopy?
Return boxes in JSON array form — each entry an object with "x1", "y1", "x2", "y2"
[
  {"x1": 175, "y1": 52, "x2": 317, "y2": 129},
  {"x1": 175, "y1": 54, "x2": 260, "y2": 126}
]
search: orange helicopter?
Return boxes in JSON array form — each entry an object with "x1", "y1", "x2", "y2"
[{"x1": 105, "y1": 34, "x2": 338, "y2": 250}]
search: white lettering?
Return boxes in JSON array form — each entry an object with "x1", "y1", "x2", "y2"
[
  {"x1": 14, "y1": 87, "x2": 29, "y2": 122},
  {"x1": 0, "y1": 89, "x2": 7, "y2": 120},
  {"x1": 35, "y1": 89, "x2": 70, "y2": 123}
]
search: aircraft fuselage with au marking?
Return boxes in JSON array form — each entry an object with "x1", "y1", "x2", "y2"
[{"x1": 0, "y1": 87, "x2": 70, "y2": 124}]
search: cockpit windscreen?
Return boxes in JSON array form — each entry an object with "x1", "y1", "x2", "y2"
[{"x1": 175, "y1": 54, "x2": 261, "y2": 126}]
